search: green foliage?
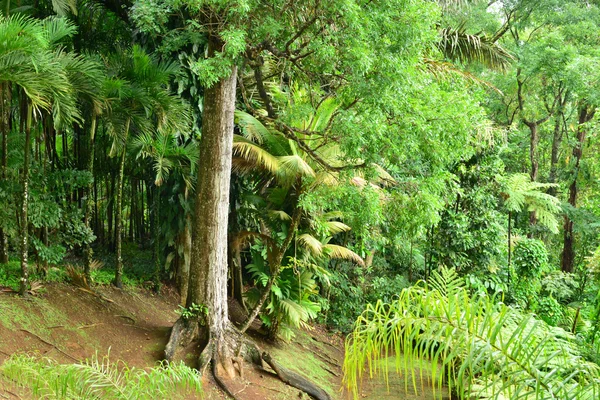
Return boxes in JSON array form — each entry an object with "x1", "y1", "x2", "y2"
[
  {"x1": 176, "y1": 302, "x2": 208, "y2": 321},
  {"x1": 344, "y1": 267, "x2": 600, "y2": 399},
  {"x1": 0, "y1": 353, "x2": 202, "y2": 399}
]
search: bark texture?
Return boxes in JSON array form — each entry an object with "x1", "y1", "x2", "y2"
[{"x1": 183, "y1": 49, "x2": 238, "y2": 375}]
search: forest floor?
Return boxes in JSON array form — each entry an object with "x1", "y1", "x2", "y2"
[{"x1": 0, "y1": 282, "x2": 447, "y2": 399}]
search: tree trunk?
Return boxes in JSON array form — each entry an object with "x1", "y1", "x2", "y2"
[
  {"x1": 548, "y1": 114, "x2": 563, "y2": 196},
  {"x1": 0, "y1": 82, "x2": 11, "y2": 264},
  {"x1": 113, "y1": 120, "x2": 130, "y2": 288},
  {"x1": 527, "y1": 122, "x2": 539, "y2": 228},
  {"x1": 84, "y1": 115, "x2": 97, "y2": 280},
  {"x1": 184, "y1": 51, "x2": 238, "y2": 375},
  {"x1": 19, "y1": 105, "x2": 32, "y2": 296},
  {"x1": 561, "y1": 106, "x2": 595, "y2": 273},
  {"x1": 178, "y1": 215, "x2": 192, "y2": 305},
  {"x1": 152, "y1": 183, "x2": 161, "y2": 289}
]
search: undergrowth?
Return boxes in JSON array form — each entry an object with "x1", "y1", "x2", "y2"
[{"x1": 0, "y1": 353, "x2": 202, "y2": 399}]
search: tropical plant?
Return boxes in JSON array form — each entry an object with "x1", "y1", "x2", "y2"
[
  {"x1": 344, "y1": 267, "x2": 600, "y2": 399},
  {"x1": 0, "y1": 353, "x2": 202, "y2": 399},
  {"x1": 103, "y1": 45, "x2": 190, "y2": 287}
]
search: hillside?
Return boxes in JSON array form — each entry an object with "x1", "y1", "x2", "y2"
[{"x1": 0, "y1": 283, "x2": 443, "y2": 399}]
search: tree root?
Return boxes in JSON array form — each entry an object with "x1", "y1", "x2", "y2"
[
  {"x1": 19, "y1": 329, "x2": 78, "y2": 362},
  {"x1": 165, "y1": 320, "x2": 331, "y2": 400},
  {"x1": 164, "y1": 317, "x2": 199, "y2": 362},
  {"x1": 262, "y1": 352, "x2": 332, "y2": 400}
]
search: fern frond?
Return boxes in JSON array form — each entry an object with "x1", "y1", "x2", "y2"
[{"x1": 343, "y1": 267, "x2": 600, "y2": 400}]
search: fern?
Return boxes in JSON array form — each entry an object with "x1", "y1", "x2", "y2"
[
  {"x1": 343, "y1": 267, "x2": 600, "y2": 400},
  {"x1": 1, "y1": 353, "x2": 202, "y2": 399}
]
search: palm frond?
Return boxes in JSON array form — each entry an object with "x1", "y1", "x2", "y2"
[
  {"x1": 323, "y1": 244, "x2": 364, "y2": 266},
  {"x1": 438, "y1": 27, "x2": 513, "y2": 70},
  {"x1": 297, "y1": 233, "x2": 323, "y2": 257},
  {"x1": 232, "y1": 135, "x2": 280, "y2": 175}
]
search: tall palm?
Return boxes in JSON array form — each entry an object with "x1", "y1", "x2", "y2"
[
  {"x1": 131, "y1": 130, "x2": 197, "y2": 292},
  {"x1": 0, "y1": 15, "x2": 79, "y2": 295},
  {"x1": 103, "y1": 45, "x2": 189, "y2": 288}
]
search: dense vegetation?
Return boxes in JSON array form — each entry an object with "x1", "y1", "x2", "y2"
[{"x1": 2, "y1": 0, "x2": 600, "y2": 398}]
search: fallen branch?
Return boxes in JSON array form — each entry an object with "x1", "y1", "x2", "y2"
[
  {"x1": 262, "y1": 352, "x2": 332, "y2": 400},
  {"x1": 77, "y1": 287, "x2": 114, "y2": 303},
  {"x1": 19, "y1": 329, "x2": 77, "y2": 361}
]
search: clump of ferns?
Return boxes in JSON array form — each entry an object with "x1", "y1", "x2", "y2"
[
  {"x1": 0, "y1": 352, "x2": 202, "y2": 399},
  {"x1": 343, "y1": 267, "x2": 600, "y2": 400}
]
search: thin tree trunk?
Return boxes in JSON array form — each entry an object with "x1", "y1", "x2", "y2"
[
  {"x1": 240, "y1": 207, "x2": 302, "y2": 334},
  {"x1": 186, "y1": 55, "x2": 237, "y2": 375},
  {"x1": 548, "y1": 114, "x2": 563, "y2": 196},
  {"x1": 129, "y1": 177, "x2": 135, "y2": 241},
  {"x1": 178, "y1": 216, "x2": 192, "y2": 305},
  {"x1": 19, "y1": 105, "x2": 32, "y2": 296},
  {"x1": 152, "y1": 183, "x2": 161, "y2": 289},
  {"x1": 107, "y1": 175, "x2": 114, "y2": 248},
  {"x1": 527, "y1": 122, "x2": 539, "y2": 228},
  {"x1": 113, "y1": 120, "x2": 130, "y2": 288},
  {"x1": 561, "y1": 106, "x2": 595, "y2": 273},
  {"x1": 84, "y1": 115, "x2": 97, "y2": 280},
  {"x1": 0, "y1": 82, "x2": 10, "y2": 263}
]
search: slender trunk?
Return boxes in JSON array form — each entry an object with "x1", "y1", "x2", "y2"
[
  {"x1": 507, "y1": 211, "x2": 512, "y2": 268},
  {"x1": 228, "y1": 181, "x2": 245, "y2": 308},
  {"x1": 152, "y1": 184, "x2": 161, "y2": 288},
  {"x1": 0, "y1": 82, "x2": 10, "y2": 263},
  {"x1": 186, "y1": 55, "x2": 237, "y2": 374},
  {"x1": 129, "y1": 177, "x2": 135, "y2": 241},
  {"x1": 84, "y1": 116, "x2": 97, "y2": 280},
  {"x1": 561, "y1": 106, "x2": 595, "y2": 273},
  {"x1": 107, "y1": 176, "x2": 114, "y2": 248},
  {"x1": 548, "y1": 114, "x2": 563, "y2": 196},
  {"x1": 527, "y1": 122, "x2": 539, "y2": 228},
  {"x1": 113, "y1": 119, "x2": 130, "y2": 288},
  {"x1": 240, "y1": 206, "x2": 302, "y2": 334},
  {"x1": 178, "y1": 215, "x2": 192, "y2": 305},
  {"x1": 19, "y1": 105, "x2": 32, "y2": 296}
]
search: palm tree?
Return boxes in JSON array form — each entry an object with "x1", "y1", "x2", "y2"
[
  {"x1": 103, "y1": 46, "x2": 189, "y2": 288},
  {"x1": 131, "y1": 130, "x2": 197, "y2": 293},
  {"x1": 0, "y1": 15, "x2": 80, "y2": 295},
  {"x1": 231, "y1": 103, "x2": 373, "y2": 335}
]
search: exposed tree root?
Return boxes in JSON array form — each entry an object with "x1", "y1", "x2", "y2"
[
  {"x1": 164, "y1": 317, "x2": 200, "y2": 361},
  {"x1": 262, "y1": 352, "x2": 332, "y2": 400},
  {"x1": 165, "y1": 319, "x2": 331, "y2": 400},
  {"x1": 19, "y1": 329, "x2": 78, "y2": 362}
]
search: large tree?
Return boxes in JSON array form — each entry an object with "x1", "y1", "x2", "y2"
[{"x1": 134, "y1": 0, "x2": 454, "y2": 384}]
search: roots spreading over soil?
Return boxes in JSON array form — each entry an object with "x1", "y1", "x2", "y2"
[{"x1": 165, "y1": 316, "x2": 331, "y2": 400}]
